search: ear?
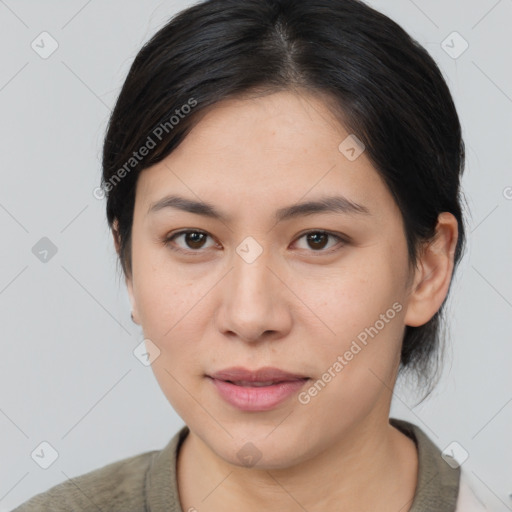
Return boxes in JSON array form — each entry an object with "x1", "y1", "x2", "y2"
[
  {"x1": 403, "y1": 212, "x2": 459, "y2": 327},
  {"x1": 112, "y1": 220, "x2": 140, "y2": 325}
]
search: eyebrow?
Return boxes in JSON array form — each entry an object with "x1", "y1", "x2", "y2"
[{"x1": 148, "y1": 194, "x2": 371, "y2": 223}]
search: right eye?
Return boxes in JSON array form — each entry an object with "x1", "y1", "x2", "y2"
[{"x1": 164, "y1": 229, "x2": 218, "y2": 254}]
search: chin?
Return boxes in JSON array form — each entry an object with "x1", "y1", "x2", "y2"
[{"x1": 205, "y1": 432, "x2": 310, "y2": 471}]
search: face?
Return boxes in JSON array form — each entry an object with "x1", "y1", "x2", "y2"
[{"x1": 126, "y1": 90, "x2": 418, "y2": 469}]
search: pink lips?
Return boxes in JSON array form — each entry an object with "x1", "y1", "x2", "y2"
[{"x1": 207, "y1": 366, "x2": 310, "y2": 411}]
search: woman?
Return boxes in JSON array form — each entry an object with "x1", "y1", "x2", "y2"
[{"x1": 15, "y1": 0, "x2": 488, "y2": 510}]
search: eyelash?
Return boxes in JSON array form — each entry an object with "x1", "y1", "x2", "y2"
[{"x1": 163, "y1": 229, "x2": 348, "y2": 256}]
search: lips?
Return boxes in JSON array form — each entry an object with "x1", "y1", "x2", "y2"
[
  {"x1": 208, "y1": 366, "x2": 309, "y2": 386},
  {"x1": 228, "y1": 380, "x2": 286, "y2": 387},
  {"x1": 207, "y1": 367, "x2": 310, "y2": 411}
]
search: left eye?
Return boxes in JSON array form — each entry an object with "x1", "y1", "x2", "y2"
[
  {"x1": 164, "y1": 230, "x2": 345, "y2": 254},
  {"x1": 294, "y1": 231, "x2": 344, "y2": 252}
]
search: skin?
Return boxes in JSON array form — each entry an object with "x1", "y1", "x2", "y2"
[{"x1": 114, "y1": 90, "x2": 458, "y2": 511}]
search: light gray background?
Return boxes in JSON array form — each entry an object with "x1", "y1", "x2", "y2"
[{"x1": 0, "y1": 0, "x2": 510, "y2": 510}]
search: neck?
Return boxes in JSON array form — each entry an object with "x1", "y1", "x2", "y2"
[{"x1": 177, "y1": 416, "x2": 418, "y2": 512}]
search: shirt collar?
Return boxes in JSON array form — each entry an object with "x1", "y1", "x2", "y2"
[
  {"x1": 145, "y1": 419, "x2": 460, "y2": 512},
  {"x1": 390, "y1": 418, "x2": 460, "y2": 511}
]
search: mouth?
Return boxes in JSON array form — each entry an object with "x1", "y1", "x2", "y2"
[
  {"x1": 217, "y1": 378, "x2": 309, "y2": 387},
  {"x1": 208, "y1": 365, "x2": 309, "y2": 384},
  {"x1": 206, "y1": 371, "x2": 310, "y2": 412}
]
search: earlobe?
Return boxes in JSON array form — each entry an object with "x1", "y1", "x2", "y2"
[
  {"x1": 126, "y1": 277, "x2": 141, "y2": 325},
  {"x1": 403, "y1": 212, "x2": 459, "y2": 327}
]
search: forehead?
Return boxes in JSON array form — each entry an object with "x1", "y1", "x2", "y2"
[
  {"x1": 135, "y1": 90, "x2": 398, "y2": 224},
  {"x1": 181, "y1": 90, "x2": 347, "y2": 153}
]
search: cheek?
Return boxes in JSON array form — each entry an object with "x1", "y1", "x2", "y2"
[
  {"x1": 132, "y1": 267, "x2": 220, "y2": 393},
  {"x1": 302, "y1": 255, "x2": 405, "y2": 338},
  {"x1": 131, "y1": 239, "x2": 201, "y2": 336},
  {"x1": 296, "y1": 253, "x2": 407, "y2": 386},
  {"x1": 137, "y1": 278, "x2": 207, "y2": 346},
  {"x1": 136, "y1": 271, "x2": 209, "y2": 411},
  {"x1": 295, "y1": 273, "x2": 406, "y2": 435}
]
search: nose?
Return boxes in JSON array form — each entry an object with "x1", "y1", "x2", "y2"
[{"x1": 214, "y1": 247, "x2": 293, "y2": 344}]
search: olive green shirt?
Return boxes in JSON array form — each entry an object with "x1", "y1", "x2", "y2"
[{"x1": 13, "y1": 418, "x2": 463, "y2": 511}]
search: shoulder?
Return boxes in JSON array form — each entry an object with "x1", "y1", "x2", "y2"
[
  {"x1": 12, "y1": 448, "x2": 159, "y2": 512},
  {"x1": 390, "y1": 417, "x2": 460, "y2": 511},
  {"x1": 390, "y1": 418, "x2": 490, "y2": 512}
]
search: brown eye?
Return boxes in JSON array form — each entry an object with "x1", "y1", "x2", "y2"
[
  {"x1": 306, "y1": 232, "x2": 329, "y2": 250},
  {"x1": 164, "y1": 230, "x2": 216, "y2": 253},
  {"x1": 164, "y1": 229, "x2": 347, "y2": 256},
  {"x1": 183, "y1": 231, "x2": 207, "y2": 249},
  {"x1": 295, "y1": 230, "x2": 346, "y2": 253}
]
